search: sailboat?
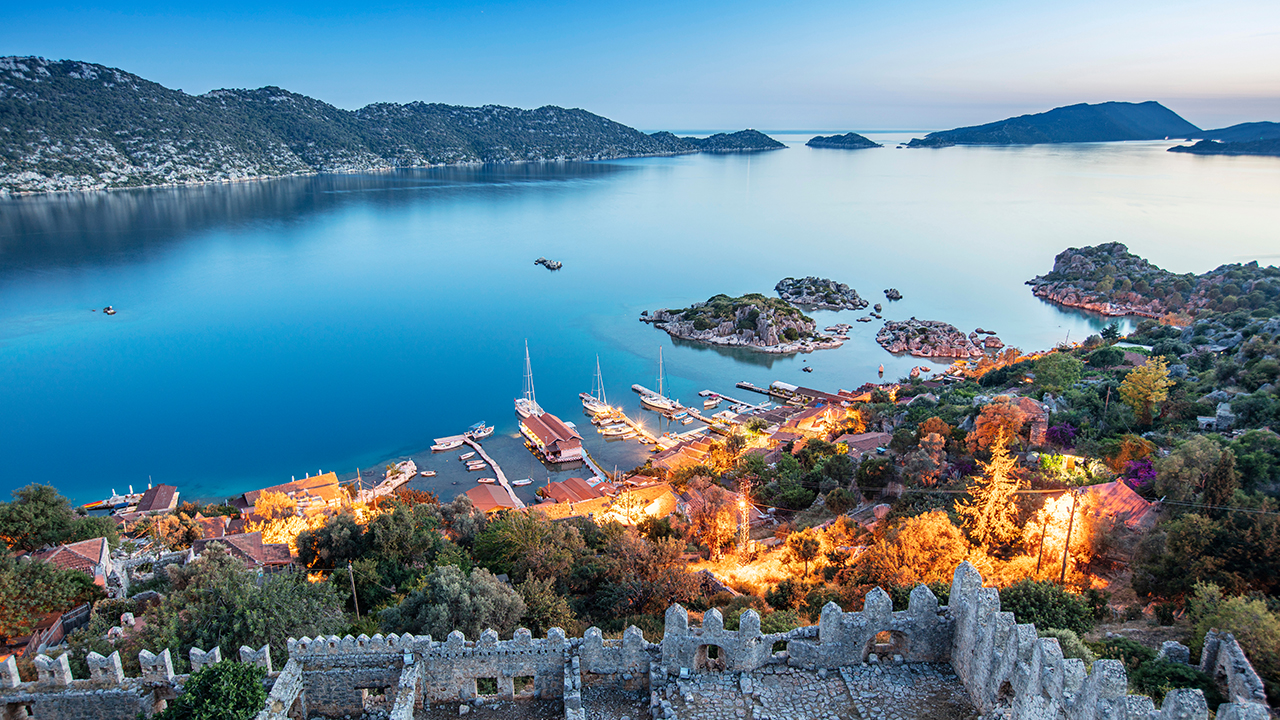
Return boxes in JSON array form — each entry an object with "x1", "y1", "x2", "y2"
[
  {"x1": 639, "y1": 347, "x2": 679, "y2": 412},
  {"x1": 580, "y1": 356, "x2": 611, "y2": 415},
  {"x1": 515, "y1": 340, "x2": 544, "y2": 419}
]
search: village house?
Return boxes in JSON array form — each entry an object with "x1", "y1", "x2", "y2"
[
  {"x1": 28, "y1": 537, "x2": 114, "y2": 588},
  {"x1": 834, "y1": 431, "x2": 893, "y2": 460},
  {"x1": 519, "y1": 412, "x2": 584, "y2": 463},
  {"x1": 232, "y1": 472, "x2": 346, "y2": 516},
  {"x1": 651, "y1": 435, "x2": 717, "y2": 472},
  {"x1": 542, "y1": 477, "x2": 611, "y2": 504},
  {"x1": 191, "y1": 531, "x2": 293, "y2": 571},
  {"x1": 465, "y1": 484, "x2": 520, "y2": 514},
  {"x1": 532, "y1": 482, "x2": 678, "y2": 525}
]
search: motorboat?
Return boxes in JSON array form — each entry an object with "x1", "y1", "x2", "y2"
[
  {"x1": 432, "y1": 439, "x2": 464, "y2": 452},
  {"x1": 703, "y1": 396, "x2": 721, "y2": 409},
  {"x1": 460, "y1": 451, "x2": 477, "y2": 461},
  {"x1": 601, "y1": 426, "x2": 629, "y2": 437},
  {"x1": 477, "y1": 478, "x2": 497, "y2": 484},
  {"x1": 511, "y1": 478, "x2": 533, "y2": 486},
  {"x1": 465, "y1": 422, "x2": 494, "y2": 440},
  {"x1": 467, "y1": 462, "x2": 487, "y2": 471},
  {"x1": 681, "y1": 417, "x2": 694, "y2": 425},
  {"x1": 419, "y1": 470, "x2": 437, "y2": 477}
]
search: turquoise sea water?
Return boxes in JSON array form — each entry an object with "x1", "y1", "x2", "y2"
[{"x1": 1, "y1": 133, "x2": 1278, "y2": 504}]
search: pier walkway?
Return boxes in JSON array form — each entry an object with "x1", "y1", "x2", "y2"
[{"x1": 443, "y1": 436, "x2": 525, "y2": 510}]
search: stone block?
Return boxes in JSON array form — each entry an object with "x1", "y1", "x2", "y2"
[
  {"x1": 664, "y1": 604, "x2": 689, "y2": 635},
  {"x1": 239, "y1": 644, "x2": 272, "y2": 672},
  {"x1": 1, "y1": 654, "x2": 19, "y2": 688},
  {"x1": 189, "y1": 646, "x2": 222, "y2": 671},
  {"x1": 513, "y1": 628, "x2": 532, "y2": 646},
  {"x1": 862, "y1": 587, "x2": 892, "y2": 622},
  {"x1": 703, "y1": 607, "x2": 724, "y2": 635},
  {"x1": 1157, "y1": 641, "x2": 1191, "y2": 665},
  {"x1": 34, "y1": 653, "x2": 72, "y2": 686},
  {"x1": 88, "y1": 650, "x2": 125, "y2": 685},
  {"x1": 139, "y1": 648, "x2": 174, "y2": 682},
  {"x1": 478, "y1": 628, "x2": 498, "y2": 648},
  {"x1": 1215, "y1": 703, "x2": 1271, "y2": 720},
  {"x1": 907, "y1": 584, "x2": 939, "y2": 617},
  {"x1": 819, "y1": 601, "x2": 843, "y2": 645},
  {"x1": 738, "y1": 609, "x2": 761, "y2": 638},
  {"x1": 1159, "y1": 688, "x2": 1208, "y2": 719}
]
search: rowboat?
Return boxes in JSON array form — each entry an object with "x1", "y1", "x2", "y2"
[
  {"x1": 419, "y1": 470, "x2": 437, "y2": 477},
  {"x1": 511, "y1": 478, "x2": 533, "y2": 486},
  {"x1": 477, "y1": 478, "x2": 497, "y2": 484},
  {"x1": 460, "y1": 451, "x2": 477, "y2": 461},
  {"x1": 432, "y1": 439, "x2": 463, "y2": 452}
]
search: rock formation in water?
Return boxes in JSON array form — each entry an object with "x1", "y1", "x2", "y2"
[
  {"x1": 644, "y1": 294, "x2": 843, "y2": 354},
  {"x1": 1168, "y1": 139, "x2": 1280, "y2": 157},
  {"x1": 775, "y1": 277, "x2": 869, "y2": 310},
  {"x1": 876, "y1": 318, "x2": 989, "y2": 358}
]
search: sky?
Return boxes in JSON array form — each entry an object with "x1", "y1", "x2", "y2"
[{"x1": 3, "y1": 0, "x2": 1278, "y2": 131}]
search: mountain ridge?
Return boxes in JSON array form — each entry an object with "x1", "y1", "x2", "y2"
[
  {"x1": 905, "y1": 101, "x2": 1201, "y2": 148},
  {"x1": 0, "y1": 56, "x2": 782, "y2": 194}
]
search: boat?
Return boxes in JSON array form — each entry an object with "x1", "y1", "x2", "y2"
[
  {"x1": 703, "y1": 396, "x2": 721, "y2": 409},
  {"x1": 467, "y1": 463, "x2": 487, "y2": 471},
  {"x1": 580, "y1": 355, "x2": 611, "y2": 414},
  {"x1": 639, "y1": 347, "x2": 680, "y2": 412},
  {"x1": 511, "y1": 478, "x2": 533, "y2": 486},
  {"x1": 681, "y1": 417, "x2": 694, "y2": 425},
  {"x1": 431, "y1": 439, "x2": 464, "y2": 452},
  {"x1": 621, "y1": 432, "x2": 637, "y2": 439},
  {"x1": 671, "y1": 410, "x2": 688, "y2": 420},
  {"x1": 460, "y1": 451, "x2": 477, "y2": 461},
  {"x1": 419, "y1": 470, "x2": 437, "y2": 477},
  {"x1": 601, "y1": 426, "x2": 629, "y2": 437},
  {"x1": 464, "y1": 422, "x2": 495, "y2": 440},
  {"x1": 515, "y1": 340, "x2": 544, "y2": 419},
  {"x1": 477, "y1": 478, "x2": 497, "y2": 484}
]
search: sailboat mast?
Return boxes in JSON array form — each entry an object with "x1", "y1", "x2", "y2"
[
  {"x1": 524, "y1": 340, "x2": 537, "y2": 407},
  {"x1": 594, "y1": 355, "x2": 607, "y2": 405},
  {"x1": 657, "y1": 347, "x2": 665, "y2": 398}
]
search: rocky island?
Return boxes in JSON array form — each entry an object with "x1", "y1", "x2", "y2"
[
  {"x1": 774, "y1": 276, "x2": 869, "y2": 310},
  {"x1": 1027, "y1": 242, "x2": 1280, "y2": 320},
  {"x1": 905, "y1": 101, "x2": 1199, "y2": 147},
  {"x1": 805, "y1": 132, "x2": 882, "y2": 149},
  {"x1": 876, "y1": 318, "x2": 998, "y2": 358},
  {"x1": 1168, "y1": 139, "x2": 1280, "y2": 157},
  {"x1": 0, "y1": 57, "x2": 785, "y2": 194},
  {"x1": 644, "y1": 293, "x2": 844, "y2": 354}
]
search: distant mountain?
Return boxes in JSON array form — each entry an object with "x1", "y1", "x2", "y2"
[
  {"x1": 1186, "y1": 122, "x2": 1280, "y2": 143},
  {"x1": 905, "y1": 101, "x2": 1200, "y2": 148},
  {"x1": 0, "y1": 57, "x2": 782, "y2": 194},
  {"x1": 805, "y1": 132, "x2": 882, "y2": 149},
  {"x1": 1168, "y1": 139, "x2": 1280, "y2": 157}
]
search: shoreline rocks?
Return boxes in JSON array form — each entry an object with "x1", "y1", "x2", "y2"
[
  {"x1": 775, "y1": 277, "x2": 868, "y2": 311},
  {"x1": 876, "y1": 318, "x2": 992, "y2": 358},
  {"x1": 644, "y1": 293, "x2": 844, "y2": 355}
]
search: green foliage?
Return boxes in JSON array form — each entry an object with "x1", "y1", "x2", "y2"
[
  {"x1": 0, "y1": 484, "x2": 118, "y2": 552},
  {"x1": 1086, "y1": 346, "x2": 1124, "y2": 368},
  {"x1": 1186, "y1": 582, "x2": 1280, "y2": 700},
  {"x1": 380, "y1": 565, "x2": 525, "y2": 639},
  {"x1": 1132, "y1": 511, "x2": 1280, "y2": 598},
  {"x1": 824, "y1": 488, "x2": 859, "y2": 515},
  {"x1": 297, "y1": 512, "x2": 367, "y2": 569},
  {"x1": 1039, "y1": 628, "x2": 1096, "y2": 665},
  {"x1": 472, "y1": 511, "x2": 585, "y2": 583},
  {"x1": 153, "y1": 661, "x2": 266, "y2": 720},
  {"x1": 1231, "y1": 430, "x2": 1280, "y2": 494},
  {"x1": 886, "y1": 581, "x2": 951, "y2": 611},
  {"x1": 1091, "y1": 636, "x2": 1156, "y2": 672},
  {"x1": 998, "y1": 580, "x2": 1096, "y2": 635},
  {"x1": 1127, "y1": 661, "x2": 1222, "y2": 707},
  {"x1": 856, "y1": 457, "x2": 894, "y2": 494},
  {"x1": 0, "y1": 551, "x2": 107, "y2": 641},
  {"x1": 516, "y1": 576, "x2": 576, "y2": 636},
  {"x1": 1034, "y1": 353, "x2": 1084, "y2": 393}
]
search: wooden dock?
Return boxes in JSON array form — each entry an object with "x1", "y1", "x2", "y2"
[{"x1": 440, "y1": 435, "x2": 524, "y2": 510}]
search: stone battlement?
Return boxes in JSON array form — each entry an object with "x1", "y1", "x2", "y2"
[{"x1": 1, "y1": 563, "x2": 1271, "y2": 720}]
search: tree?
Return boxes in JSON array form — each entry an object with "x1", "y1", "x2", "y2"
[
  {"x1": 1202, "y1": 449, "x2": 1239, "y2": 515},
  {"x1": 253, "y1": 490, "x2": 297, "y2": 521},
  {"x1": 685, "y1": 479, "x2": 739, "y2": 560},
  {"x1": 137, "y1": 545, "x2": 346, "y2": 664},
  {"x1": 515, "y1": 576, "x2": 575, "y2": 636},
  {"x1": 380, "y1": 565, "x2": 525, "y2": 639},
  {"x1": 1186, "y1": 582, "x2": 1280, "y2": 695},
  {"x1": 472, "y1": 511, "x2": 584, "y2": 582},
  {"x1": 855, "y1": 510, "x2": 971, "y2": 589},
  {"x1": 1119, "y1": 356, "x2": 1173, "y2": 425},
  {"x1": 153, "y1": 661, "x2": 266, "y2": 720},
  {"x1": 956, "y1": 430, "x2": 1022, "y2": 548},
  {"x1": 968, "y1": 397, "x2": 1027, "y2": 454},
  {"x1": 0, "y1": 484, "x2": 85, "y2": 552},
  {"x1": 1086, "y1": 346, "x2": 1124, "y2": 369},
  {"x1": 0, "y1": 552, "x2": 106, "y2": 641},
  {"x1": 917, "y1": 416, "x2": 952, "y2": 440},
  {"x1": 902, "y1": 432, "x2": 947, "y2": 487},
  {"x1": 786, "y1": 531, "x2": 821, "y2": 578},
  {"x1": 824, "y1": 488, "x2": 858, "y2": 515},
  {"x1": 1154, "y1": 436, "x2": 1222, "y2": 503},
  {"x1": 1101, "y1": 323, "x2": 1122, "y2": 342},
  {"x1": 296, "y1": 512, "x2": 367, "y2": 568},
  {"x1": 134, "y1": 513, "x2": 202, "y2": 551},
  {"x1": 1034, "y1": 353, "x2": 1084, "y2": 394},
  {"x1": 999, "y1": 580, "x2": 1095, "y2": 635}
]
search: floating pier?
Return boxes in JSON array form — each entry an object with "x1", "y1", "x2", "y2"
[{"x1": 446, "y1": 436, "x2": 524, "y2": 509}]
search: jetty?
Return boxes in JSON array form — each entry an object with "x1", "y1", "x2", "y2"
[
  {"x1": 358, "y1": 460, "x2": 416, "y2": 503},
  {"x1": 435, "y1": 436, "x2": 524, "y2": 510}
]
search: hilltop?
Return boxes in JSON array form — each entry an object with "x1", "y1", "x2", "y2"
[
  {"x1": 805, "y1": 132, "x2": 882, "y2": 149},
  {"x1": 906, "y1": 101, "x2": 1200, "y2": 147},
  {"x1": 0, "y1": 57, "x2": 782, "y2": 193}
]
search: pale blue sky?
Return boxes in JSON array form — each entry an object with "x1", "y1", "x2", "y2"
[{"x1": 3, "y1": 0, "x2": 1277, "y2": 130}]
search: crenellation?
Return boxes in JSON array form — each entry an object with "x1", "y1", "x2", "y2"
[{"x1": 3, "y1": 563, "x2": 1272, "y2": 719}]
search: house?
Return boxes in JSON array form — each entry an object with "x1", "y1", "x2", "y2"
[
  {"x1": 1081, "y1": 481, "x2": 1157, "y2": 530},
  {"x1": 232, "y1": 472, "x2": 345, "y2": 515},
  {"x1": 192, "y1": 531, "x2": 293, "y2": 571},
  {"x1": 1012, "y1": 396, "x2": 1051, "y2": 446},
  {"x1": 519, "y1": 412, "x2": 584, "y2": 463},
  {"x1": 834, "y1": 431, "x2": 893, "y2": 460},
  {"x1": 651, "y1": 435, "x2": 717, "y2": 471},
  {"x1": 193, "y1": 513, "x2": 230, "y2": 539},
  {"x1": 544, "y1": 477, "x2": 605, "y2": 504},
  {"x1": 133, "y1": 484, "x2": 180, "y2": 514},
  {"x1": 28, "y1": 537, "x2": 113, "y2": 587},
  {"x1": 465, "y1": 484, "x2": 519, "y2": 514},
  {"x1": 532, "y1": 483, "x2": 678, "y2": 525}
]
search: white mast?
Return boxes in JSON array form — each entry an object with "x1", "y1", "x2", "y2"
[
  {"x1": 657, "y1": 347, "x2": 665, "y2": 399},
  {"x1": 594, "y1": 355, "x2": 607, "y2": 405},
  {"x1": 523, "y1": 340, "x2": 541, "y2": 414}
]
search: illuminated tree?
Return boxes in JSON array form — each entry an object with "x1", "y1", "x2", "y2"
[
  {"x1": 687, "y1": 479, "x2": 739, "y2": 560},
  {"x1": 917, "y1": 416, "x2": 952, "y2": 440},
  {"x1": 1119, "y1": 356, "x2": 1173, "y2": 425},
  {"x1": 956, "y1": 430, "x2": 1022, "y2": 548},
  {"x1": 786, "y1": 531, "x2": 821, "y2": 578},
  {"x1": 856, "y1": 510, "x2": 971, "y2": 588},
  {"x1": 135, "y1": 513, "x2": 202, "y2": 551},
  {"x1": 254, "y1": 490, "x2": 297, "y2": 520},
  {"x1": 842, "y1": 408, "x2": 867, "y2": 435},
  {"x1": 968, "y1": 396, "x2": 1027, "y2": 454},
  {"x1": 1023, "y1": 493, "x2": 1098, "y2": 581}
]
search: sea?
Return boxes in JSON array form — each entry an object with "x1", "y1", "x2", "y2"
[{"x1": 1, "y1": 133, "x2": 1278, "y2": 505}]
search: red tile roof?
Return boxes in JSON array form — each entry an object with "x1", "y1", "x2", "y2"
[
  {"x1": 835, "y1": 432, "x2": 893, "y2": 457},
  {"x1": 134, "y1": 484, "x2": 179, "y2": 514},
  {"x1": 30, "y1": 537, "x2": 108, "y2": 576},
  {"x1": 192, "y1": 531, "x2": 292, "y2": 567},
  {"x1": 237, "y1": 473, "x2": 342, "y2": 510},
  {"x1": 545, "y1": 477, "x2": 603, "y2": 504},
  {"x1": 1083, "y1": 481, "x2": 1156, "y2": 529},
  {"x1": 465, "y1": 485, "x2": 518, "y2": 514}
]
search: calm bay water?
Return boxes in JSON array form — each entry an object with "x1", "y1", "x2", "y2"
[{"x1": 1, "y1": 133, "x2": 1278, "y2": 504}]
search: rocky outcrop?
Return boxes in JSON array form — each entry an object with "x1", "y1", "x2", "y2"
[
  {"x1": 775, "y1": 277, "x2": 868, "y2": 310},
  {"x1": 645, "y1": 294, "x2": 842, "y2": 354},
  {"x1": 877, "y1": 318, "x2": 987, "y2": 358},
  {"x1": 805, "y1": 132, "x2": 882, "y2": 149},
  {"x1": 1028, "y1": 242, "x2": 1280, "y2": 320}
]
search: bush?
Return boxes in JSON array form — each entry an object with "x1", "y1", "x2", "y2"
[
  {"x1": 154, "y1": 661, "x2": 266, "y2": 720},
  {"x1": 886, "y1": 581, "x2": 951, "y2": 611},
  {"x1": 1087, "y1": 347, "x2": 1125, "y2": 369},
  {"x1": 1091, "y1": 636, "x2": 1156, "y2": 672},
  {"x1": 1039, "y1": 628, "x2": 1096, "y2": 666},
  {"x1": 999, "y1": 580, "x2": 1096, "y2": 635},
  {"x1": 1128, "y1": 661, "x2": 1223, "y2": 707}
]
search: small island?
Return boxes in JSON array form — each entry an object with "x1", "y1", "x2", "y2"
[
  {"x1": 1168, "y1": 139, "x2": 1280, "y2": 158},
  {"x1": 805, "y1": 132, "x2": 882, "y2": 149},
  {"x1": 643, "y1": 293, "x2": 843, "y2": 354},
  {"x1": 679, "y1": 129, "x2": 787, "y2": 153},
  {"x1": 905, "y1": 101, "x2": 1199, "y2": 147},
  {"x1": 775, "y1": 276, "x2": 869, "y2": 310},
  {"x1": 876, "y1": 318, "x2": 996, "y2": 358}
]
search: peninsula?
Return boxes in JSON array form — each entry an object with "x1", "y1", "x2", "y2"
[
  {"x1": 905, "y1": 101, "x2": 1200, "y2": 147},
  {"x1": 1027, "y1": 242, "x2": 1280, "y2": 320},
  {"x1": 774, "y1": 276, "x2": 869, "y2": 310},
  {"x1": 643, "y1": 293, "x2": 844, "y2": 353},
  {"x1": 805, "y1": 132, "x2": 882, "y2": 149},
  {"x1": 0, "y1": 57, "x2": 784, "y2": 194}
]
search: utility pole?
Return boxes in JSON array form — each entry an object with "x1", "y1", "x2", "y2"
[
  {"x1": 1059, "y1": 489, "x2": 1080, "y2": 585},
  {"x1": 1035, "y1": 497, "x2": 1055, "y2": 576},
  {"x1": 348, "y1": 560, "x2": 361, "y2": 620},
  {"x1": 738, "y1": 479, "x2": 751, "y2": 558}
]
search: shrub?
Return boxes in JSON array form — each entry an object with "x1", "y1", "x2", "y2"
[
  {"x1": 1091, "y1": 636, "x2": 1156, "y2": 672},
  {"x1": 999, "y1": 580, "x2": 1096, "y2": 635},
  {"x1": 1128, "y1": 661, "x2": 1223, "y2": 707},
  {"x1": 1040, "y1": 628, "x2": 1096, "y2": 666},
  {"x1": 153, "y1": 661, "x2": 266, "y2": 720}
]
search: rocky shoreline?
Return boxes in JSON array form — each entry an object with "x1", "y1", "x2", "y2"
[
  {"x1": 876, "y1": 318, "x2": 1003, "y2": 358},
  {"x1": 643, "y1": 293, "x2": 846, "y2": 354},
  {"x1": 774, "y1": 277, "x2": 869, "y2": 310}
]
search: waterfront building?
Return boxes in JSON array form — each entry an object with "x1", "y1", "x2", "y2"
[{"x1": 519, "y1": 412, "x2": 584, "y2": 463}]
